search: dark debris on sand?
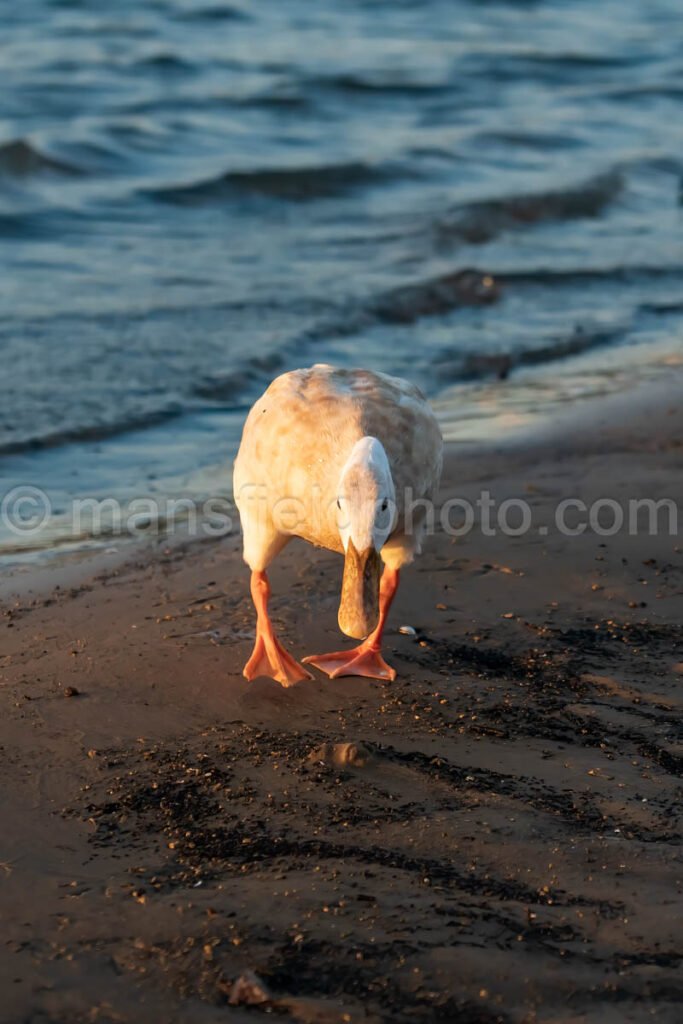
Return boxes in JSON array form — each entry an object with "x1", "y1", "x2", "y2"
[{"x1": 68, "y1": 610, "x2": 683, "y2": 1022}]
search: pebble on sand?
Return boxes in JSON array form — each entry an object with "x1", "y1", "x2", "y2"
[{"x1": 229, "y1": 971, "x2": 272, "y2": 1007}]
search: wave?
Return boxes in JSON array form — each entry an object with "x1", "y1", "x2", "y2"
[
  {"x1": 0, "y1": 405, "x2": 183, "y2": 458},
  {"x1": 475, "y1": 129, "x2": 585, "y2": 152},
  {"x1": 367, "y1": 269, "x2": 501, "y2": 325},
  {"x1": 0, "y1": 206, "x2": 89, "y2": 239},
  {"x1": 0, "y1": 351, "x2": 287, "y2": 456},
  {"x1": 305, "y1": 72, "x2": 447, "y2": 97},
  {"x1": 0, "y1": 210, "x2": 49, "y2": 239},
  {"x1": 147, "y1": 160, "x2": 399, "y2": 203},
  {"x1": 432, "y1": 327, "x2": 623, "y2": 383},
  {"x1": 294, "y1": 258, "x2": 683, "y2": 341},
  {"x1": 192, "y1": 352, "x2": 285, "y2": 402},
  {"x1": 433, "y1": 170, "x2": 623, "y2": 246},
  {"x1": 0, "y1": 139, "x2": 82, "y2": 177},
  {"x1": 640, "y1": 300, "x2": 683, "y2": 315},
  {"x1": 176, "y1": 4, "x2": 250, "y2": 22},
  {"x1": 234, "y1": 91, "x2": 313, "y2": 112},
  {"x1": 322, "y1": 259, "x2": 683, "y2": 336},
  {"x1": 506, "y1": 51, "x2": 636, "y2": 70},
  {"x1": 462, "y1": 50, "x2": 639, "y2": 85},
  {"x1": 132, "y1": 52, "x2": 196, "y2": 72},
  {"x1": 595, "y1": 83, "x2": 683, "y2": 103},
  {"x1": 500, "y1": 264, "x2": 683, "y2": 287}
]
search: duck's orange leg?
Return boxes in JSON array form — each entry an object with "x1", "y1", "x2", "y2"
[
  {"x1": 243, "y1": 570, "x2": 312, "y2": 686},
  {"x1": 303, "y1": 567, "x2": 399, "y2": 681}
]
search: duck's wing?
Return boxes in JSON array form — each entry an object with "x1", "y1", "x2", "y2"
[{"x1": 233, "y1": 366, "x2": 364, "y2": 551}]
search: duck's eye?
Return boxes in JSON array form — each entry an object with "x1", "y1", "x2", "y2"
[
  {"x1": 336, "y1": 499, "x2": 341, "y2": 510},
  {"x1": 381, "y1": 499, "x2": 388, "y2": 512}
]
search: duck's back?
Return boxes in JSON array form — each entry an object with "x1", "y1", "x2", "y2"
[{"x1": 233, "y1": 364, "x2": 442, "y2": 549}]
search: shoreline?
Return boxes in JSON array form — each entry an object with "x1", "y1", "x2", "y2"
[
  {"x1": 1, "y1": 370, "x2": 682, "y2": 1022},
  {"x1": 3, "y1": 364, "x2": 681, "y2": 600},
  {"x1": 2, "y1": 342, "x2": 680, "y2": 577}
]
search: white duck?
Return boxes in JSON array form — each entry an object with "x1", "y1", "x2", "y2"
[{"x1": 233, "y1": 364, "x2": 443, "y2": 686}]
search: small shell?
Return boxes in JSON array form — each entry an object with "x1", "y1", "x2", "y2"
[
  {"x1": 307, "y1": 741, "x2": 373, "y2": 768},
  {"x1": 398, "y1": 624, "x2": 417, "y2": 636}
]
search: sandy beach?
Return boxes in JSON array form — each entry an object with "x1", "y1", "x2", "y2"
[{"x1": 1, "y1": 374, "x2": 682, "y2": 1024}]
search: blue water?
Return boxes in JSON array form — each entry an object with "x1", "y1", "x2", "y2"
[{"x1": 1, "y1": 0, "x2": 682, "y2": 557}]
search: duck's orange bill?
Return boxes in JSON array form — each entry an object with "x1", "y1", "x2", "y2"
[{"x1": 338, "y1": 539, "x2": 381, "y2": 639}]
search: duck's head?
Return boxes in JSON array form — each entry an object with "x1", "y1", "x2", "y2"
[{"x1": 335, "y1": 436, "x2": 396, "y2": 638}]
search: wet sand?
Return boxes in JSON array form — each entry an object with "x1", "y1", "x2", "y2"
[{"x1": 1, "y1": 377, "x2": 682, "y2": 1024}]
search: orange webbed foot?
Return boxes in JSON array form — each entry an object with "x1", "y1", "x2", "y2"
[
  {"x1": 303, "y1": 645, "x2": 396, "y2": 681},
  {"x1": 244, "y1": 634, "x2": 312, "y2": 687}
]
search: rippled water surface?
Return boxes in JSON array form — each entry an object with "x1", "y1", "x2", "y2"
[{"x1": 1, "y1": 0, "x2": 682, "y2": 555}]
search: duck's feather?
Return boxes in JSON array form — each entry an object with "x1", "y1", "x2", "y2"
[{"x1": 234, "y1": 364, "x2": 443, "y2": 567}]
